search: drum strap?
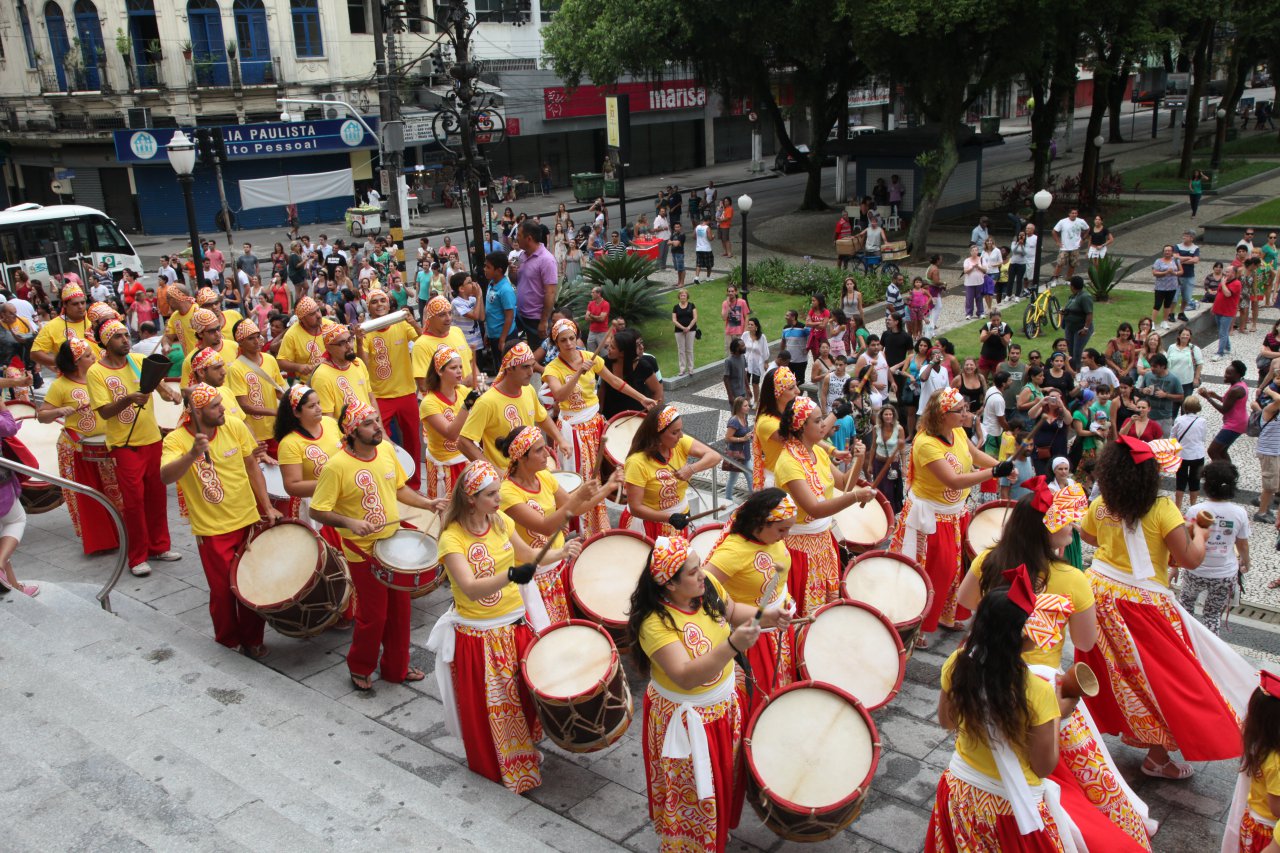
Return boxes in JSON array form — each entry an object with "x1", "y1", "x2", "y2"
[
  {"x1": 650, "y1": 676, "x2": 737, "y2": 801},
  {"x1": 426, "y1": 607, "x2": 525, "y2": 741}
]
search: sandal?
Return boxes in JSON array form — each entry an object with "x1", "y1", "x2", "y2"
[
  {"x1": 350, "y1": 672, "x2": 374, "y2": 692},
  {"x1": 1141, "y1": 757, "x2": 1194, "y2": 780},
  {"x1": 404, "y1": 666, "x2": 426, "y2": 683},
  {"x1": 1269, "y1": 578, "x2": 1280, "y2": 589},
  {"x1": 242, "y1": 644, "x2": 269, "y2": 661},
  {"x1": 915, "y1": 634, "x2": 931, "y2": 650}
]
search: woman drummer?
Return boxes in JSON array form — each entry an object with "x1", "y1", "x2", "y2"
[
  {"x1": 496, "y1": 425, "x2": 621, "y2": 627},
  {"x1": 621, "y1": 405, "x2": 721, "y2": 539},
  {"x1": 36, "y1": 337, "x2": 120, "y2": 555},
  {"x1": 419, "y1": 344, "x2": 473, "y2": 501},
  {"x1": 702, "y1": 488, "x2": 798, "y2": 711},
  {"x1": 1076, "y1": 436, "x2": 1252, "y2": 780},
  {"x1": 774, "y1": 395, "x2": 877, "y2": 616},
  {"x1": 890, "y1": 386, "x2": 1014, "y2": 648},
  {"x1": 926, "y1": 570, "x2": 1072, "y2": 851},
  {"x1": 428, "y1": 460, "x2": 582, "y2": 794},
  {"x1": 957, "y1": 479, "x2": 1156, "y2": 850},
  {"x1": 274, "y1": 385, "x2": 343, "y2": 533},
  {"x1": 542, "y1": 317, "x2": 655, "y2": 536},
  {"x1": 751, "y1": 366, "x2": 799, "y2": 490},
  {"x1": 628, "y1": 535, "x2": 789, "y2": 852}
]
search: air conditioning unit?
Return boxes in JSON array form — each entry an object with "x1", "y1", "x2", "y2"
[
  {"x1": 321, "y1": 93, "x2": 341, "y2": 120},
  {"x1": 127, "y1": 107, "x2": 153, "y2": 128}
]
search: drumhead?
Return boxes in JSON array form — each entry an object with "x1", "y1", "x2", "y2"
[
  {"x1": 392, "y1": 442, "x2": 414, "y2": 474},
  {"x1": 688, "y1": 524, "x2": 723, "y2": 562},
  {"x1": 800, "y1": 602, "x2": 903, "y2": 711},
  {"x1": 524, "y1": 622, "x2": 615, "y2": 698},
  {"x1": 551, "y1": 470, "x2": 584, "y2": 493},
  {"x1": 397, "y1": 502, "x2": 441, "y2": 538},
  {"x1": 968, "y1": 503, "x2": 1014, "y2": 554},
  {"x1": 259, "y1": 463, "x2": 287, "y2": 500},
  {"x1": 831, "y1": 492, "x2": 890, "y2": 545},
  {"x1": 236, "y1": 523, "x2": 322, "y2": 607},
  {"x1": 373, "y1": 529, "x2": 439, "y2": 571},
  {"x1": 571, "y1": 532, "x2": 653, "y2": 625},
  {"x1": 152, "y1": 389, "x2": 183, "y2": 432},
  {"x1": 11, "y1": 404, "x2": 62, "y2": 474},
  {"x1": 602, "y1": 413, "x2": 643, "y2": 464},
  {"x1": 842, "y1": 554, "x2": 929, "y2": 626},
  {"x1": 750, "y1": 685, "x2": 876, "y2": 809}
]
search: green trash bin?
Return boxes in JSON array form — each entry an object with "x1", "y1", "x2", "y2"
[
  {"x1": 980, "y1": 115, "x2": 1001, "y2": 135},
  {"x1": 603, "y1": 177, "x2": 620, "y2": 198},
  {"x1": 572, "y1": 172, "x2": 604, "y2": 202}
]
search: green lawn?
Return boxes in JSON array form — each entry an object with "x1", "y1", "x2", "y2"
[
  {"x1": 1119, "y1": 158, "x2": 1280, "y2": 192},
  {"x1": 943, "y1": 290, "x2": 1155, "y2": 362},
  {"x1": 1221, "y1": 132, "x2": 1280, "y2": 157},
  {"x1": 1092, "y1": 199, "x2": 1173, "y2": 225},
  {"x1": 1224, "y1": 197, "x2": 1280, "y2": 226}
]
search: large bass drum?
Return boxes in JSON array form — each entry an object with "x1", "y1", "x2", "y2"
[
  {"x1": 232, "y1": 520, "x2": 352, "y2": 638},
  {"x1": 520, "y1": 620, "x2": 633, "y2": 753}
]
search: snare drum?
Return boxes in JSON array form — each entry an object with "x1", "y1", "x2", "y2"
[
  {"x1": 745, "y1": 681, "x2": 880, "y2": 842},
  {"x1": 520, "y1": 620, "x2": 633, "y2": 753},
  {"x1": 372, "y1": 528, "x2": 444, "y2": 598},
  {"x1": 965, "y1": 500, "x2": 1016, "y2": 559},
  {"x1": 796, "y1": 601, "x2": 905, "y2": 712},
  {"x1": 391, "y1": 441, "x2": 415, "y2": 476},
  {"x1": 687, "y1": 522, "x2": 724, "y2": 563},
  {"x1": 8, "y1": 401, "x2": 65, "y2": 513},
  {"x1": 568, "y1": 529, "x2": 653, "y2": 642},
  {"x1": 152, "y1": 380, "x2": 184, "y2": 434},
  {"x1": 830, "y1": 486, "x2": 895, "y2": 553},
  {"x1": 841, "y1": 550, "x2": 933, "y2": 648},
  {"x1": 232, "y1": 520, "x2": 353, "y2": 638},
  {"x1": 551, "y1": 469, "x2": 584, "y2": 495},
  {"x1": 600, "y1": 411, "x2": 643, "y2": 480}
]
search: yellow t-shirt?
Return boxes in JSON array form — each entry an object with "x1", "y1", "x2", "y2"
[
  {"x1": 625, "y1": 433, "x2": 694, "y2": 513},
  {"x1": 32, "y1": 316, "x2": 97, "y2": 358},
  {"x1": 419, "y1": 389, "x2": 467, "y2": 464},
  {"x1": 706, "y1": 532, "x2": 791, "y2": 609},
  {"x1": 219, "y1": 309, "x2": 245, "y2": 341},
  {"x1": 1247, "y1": 751, "x2": 1280, "y2": 825},
  {"x1": 44, "y1": 376, "x2": 103, "y2": 439},
  {"x1": 364, "y1": 320, "x2": 417, "y2": 399},
  {"x1": 542, "y1": 352, "x2": 605, "y2": 413},
  {"x1": 277, "y1": 320, "x2": 334, "y2": 370},
  {"x1": 755, "y1": 414, "x2": 783, "y2": 473},
  {"x1": 215, "y1": 384, "x2": 246, "y2": 424},
  {"x1": 277, "y1": 417, "x2": 343, "y2": 480},
  {"x1": 227, "y1": 352, "x2": 285, "y2": 442},
  {"x1": 1081, "y1": 495, "x2": 1185, "y2": 588},
  {"x1": 160, "y1": 419, "x2": 260, "y2": 537},
  {"x1": 459, "y1": 384, "x2": 547, "y2": 469},
  {"x1": 498, "y1": 470, "x2": 564, "y2": 552},
  {"x1": 774, "y1": 444, "x2": 835, "y2": 525},
  {"x1": 997, "y1": 432, "x2": 1017, "y2": 462},
  {"x1": 310, "y1": 443, "x2": 406, "y2": 560},
  {"x1": 86, "y1": 355, "x2": 161, "y2": 449},
  {"x1": 164, "y1": 306, "x2": 199, "y2": 356},
  {"x1": 180, "y1": 338, "x2": 239, "y2": 387},
  {"x1": 2, "y1": 317, "x2": 34, "y2": 337},
  {"x1": 437, "y1": 519, "x2": 522, "y2": 619},
  {"x1": 969, "y1": 550, "x2": 1094, "y2": 670},
  {"x1": 910, "y1": 427, "x2": 974, "y2": 505},
  {"x1": 639, "y1": 574, "x2": 733, "y2": 695},
  {"x1": 943, "y1": 649, "x2": 1060, "y2": 785},
  {"x1": 411, "y1": 327, "x2": 473, "y2": 382},
  {"x1": 310, "y1": 359, "x2": 374, "y2": 419}
]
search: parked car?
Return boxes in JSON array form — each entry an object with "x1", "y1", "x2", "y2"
[
  {"x1": 826, "y1": 124, "x2": 882, "y2": 141},
  {"x1": 773, "y1": 145, "x2": 837, "y2": 174}
]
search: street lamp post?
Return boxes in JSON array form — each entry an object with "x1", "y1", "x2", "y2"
[
  {"x1": 1032, "y1": 189, "x2": 1053, "y2": 289},
  {"x1": 737, "y1": 193, "x2": 753, "y2": 295},
  {"x1": 1211, "y1": 107, "x2": 1228, "y2": 172},
  {"x1": 1090, "y1": 134, "x2": 1105, "y2": 215},
  {"x1": 166, "y1": 129, "x2": 204, "y2": 273}
]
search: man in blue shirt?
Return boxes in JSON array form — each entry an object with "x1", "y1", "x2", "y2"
[
  {"x1": 483, "y1": 231, "x2": 503, "y2": 256},
  {"x1": 482, "y1": 251, "x2": 517, "y2": 368},
  {"x1": 1173, "y1": 230, "x2": 1200, "y2": 322}
]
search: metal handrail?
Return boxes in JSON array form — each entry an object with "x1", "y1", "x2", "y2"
[{"x1": 0, "y1": 455, "x2": 127, "y2": 613}]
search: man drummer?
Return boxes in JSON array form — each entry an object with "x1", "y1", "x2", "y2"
[
  {"x1": 227, "y1": 320, "x2": 285, "y2": 455},
  {"x1": 86, "y1": 319, "x2": 184, "y2": 577},
  {"x1": 195, "y1": 286, "x2": 244, "y2": 340},
  {"x1": 276, "y1": 296, "x2": 334, "y2": 378},
  {"x1": 163, "y1": 284, "x2": 200, "y2": 358},
  {"x1": 308, "y1": 401, "x2": 446, "y2": 691},
  {"x1": 189, "y1": 347, "x2": 246, "y2": 422},
  {"x1": 181, "y1": 308, "x2": 238, "y2": 386},
  {"x1": 310, "y1": 325, "x2": 377, "y2": 421},
  {"x1": 160, "y1": 383, "x2": 282, "y2": 658},
  {"x1": 31, "y1": 282, "x2": 97, "y2": 371},
  {"x1": 359, "y1": 288, "x2": 423, "y2": 491},
  {"x1": 459, "y1": 342, "x2": 570, "y2": 470},
  {"x1": 412, "y1": 295, "x2": 477, "y2": 392}
]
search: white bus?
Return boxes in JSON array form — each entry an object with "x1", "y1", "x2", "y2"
[{"x1": 0, "y1": 204, "x2": 143, "y2": 290}]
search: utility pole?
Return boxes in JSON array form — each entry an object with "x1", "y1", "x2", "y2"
[
  {"x1": 451, "y1": 17, "x2": 487, "y2": 274},
  {"x1": 373, "y1": 0, "x2": 405, "y2": 269}
]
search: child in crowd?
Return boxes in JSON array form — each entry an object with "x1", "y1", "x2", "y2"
[
  {"x1": 1180, "y1": 461, "x2": 1250, "y2": 635},
  {"x1": 723, "y1": 337, "x2": 747, "y2": 410},
  {"x1": 908, "y1": 277, "x2": 931, "y2": 338},
  {"x1": 829, "y1": 398, "x2": 857, "y2": 459},
  {"x1": 1006, "y1": 417, "x2": 1036, "y2": 500},
  {"x1": 1078, "y1": 457, "x2": 1099, "y2": 501},
  {"x1": 722, "y1": 396, "x2": 752, "y2": 502},
  {"x1": 1229, "y1": 672, "x2": 1280, "y2": 852}
]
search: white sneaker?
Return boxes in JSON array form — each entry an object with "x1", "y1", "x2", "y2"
[
  {"x1": 1159, "y1": 321, "x2": 1170, "y2": 331},
  {"x1": 130, "y1": 562, "x2": 152, "y2": 577},
  {"x1": 1210, "y1": 353, "x2": 1221, "y2": 362},
  {"x1": 152, "y1": 550, "x2": 183, "y2": 562}
]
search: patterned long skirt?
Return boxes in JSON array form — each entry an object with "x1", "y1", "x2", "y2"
[
  {"x1": 925, "y1": 771, "x2": 1065, "y2": 852},
  {"x1": 783, "y1": 530, "x2": 842, "y2": 618},
  {"x1": 67, "y1": 436, "x2": 123, "y2": 555},
  {"x1": 889, "y1": 500, "x2": 970, "y2": 632},
  {"x1": 563, "y1": 413, "x2": 608, "y2": 537},
  {"x1": 534, "y1": 560, "x2": 571, "y2": 626},
  {"x1": 1239, "y1": 810, "x2": 1278, "y2": 853},
  {"x1": 1053, "y1": 706, "x2": 1152, "y2": 850}
]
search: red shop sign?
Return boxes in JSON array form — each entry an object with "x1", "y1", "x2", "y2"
[{"x1": 543, "y1": 80, "x2": 707, "y2": 120}]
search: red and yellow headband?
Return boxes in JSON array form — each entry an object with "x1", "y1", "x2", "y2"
[
  {"x1": 789, "y1": 395, "x2": 817, "y2": 433},
  {"x1": 507, "y1": 426, "x2": 542, "y2": 463},
  {"x1": 61, "y1": 282, "x2": 85, "y2": 302},
  {"x1": 650, "y1": 535, "x2": 690, "y2": 586},
  {"x1": 937, "y1": 386, "x2": 965, "y2": 412},
  {"x1": 462, "y1": 459, "x2": 501, "y2": 496},
  {"x1": 87, "y1": 302, "x2": 119, "y2": 323},
  {"x1": 195, "y1": 287, "x2": 220, "y2": 306},
  {"x1": 767, "y1": 493, "x2": 797, "y2": 522},
  {"x1": 339, "y1": 400, "x2": 377, "y2": 436},
  {"x1": 234, "y1": 321, "x2": 261, "y2": 343},
  {"x1": 192, "y1": 308, "x2": 223, "y2": 333},
  {"x1": 67, "y1": 336, "x2": 92, "y2": 362},
  {"x1": 773, "y1": 366, "x2": 796, "y2": 392},
  {"x1": 288, "y1": 384, "x2": 311, "y2": 410},
  {"x1": 98, "y1": 319, "x2": 129, "y2": 343},
  {"x1": 499, "y1": 342, "x2": 535, "y2": 376},
  {"x1": 167, "y1": 285, "x2": 194, "y2": 309},
  {"x1": 657, "y1": 405, "x2": 681, "y2": 432},
  {"x1": 425, "y1": 295, "x2": 451, "y2": 319},
  {"x1": 322, "y1": 324, "x2": 350, "y2": 346},
  {"x1": 1261, "y1": 669, "x2": 1280, "y2": 698},
  {"x1": 552, "y1": 318, "x2": 578, "y2": 342},
  {"x1": 1023, "y1": 592, "x2": 1075, "y2": 651},
  {"x1": 432, "y1": 344, "x2": 461, "y2": 374},
  {"x1": 1044, "y1": 483, "x2": 1088, "y2": 534},
  {"x1": 188, "y1": 382, "x2": 220, "y2": 410},
  {"x1": 190, "y1": 346, "x2": 224, "y2": 376},
  {"x1": 295, "y1": 296, "x2": 319, "y2": 318}
]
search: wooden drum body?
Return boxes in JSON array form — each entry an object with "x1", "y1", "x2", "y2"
[
  {"x1": 796, "y1": 601, "x2": 905, "y2": 712},
  {"x1": 232, "y1": 520, "x2": 352, "y2": 638},
  {"x1": 600, "y1": 411, "x2": 643, "y2": 481},
  {"x1": 965, "y1": 500, "x2": 1016, "y2": 560},
  {"x1": 841, "y1": 550, "x2": 933, "y2": 649},
  {"x1": 8, "y1": 401, "x2": 65, "y2": 513},
  {"x1": 687, "y1": 522, "x2": 723, "y2": 564},
  {"x1": 520, "y1": 620, "x2": 633, "y2": 753},
  {"x1": 372, "y1": 528, "x2": 443, "y2": 598},
  {"x1": 745, "y1": 681, "x2": 881, "y2": 842},
  {"x1": 568, "y1": 529, "x2": 653, "y2": 643},
  {"x1": 831, "y1": 487, "x2": 895, "y2": 553}
]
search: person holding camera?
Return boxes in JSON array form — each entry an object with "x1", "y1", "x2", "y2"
[
  {"x1": 977, "y1": 311, "x2": 1012, "y2": 377},
  {"x1": 1028, "y1": 390, "x2": 1072, "y2": 476}
]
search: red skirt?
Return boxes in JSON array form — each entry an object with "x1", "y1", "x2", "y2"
[
  {"x1": 70, "y1": 440, "x2": 123, "y2": 555},
  {"x1": 620, "y1": 508, "x2": 679, "y2": 542},
  {"x1": 925, "y1": 770, "x2": 1065, "y2": 852},
  {"x1": 783, "y1": 530, "x2": 842, "y2": 617}
]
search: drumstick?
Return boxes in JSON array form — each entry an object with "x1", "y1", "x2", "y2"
[
  {"x1": 681, "y1": 504, "x2": 723, "y2": 525},
  {"x1": 190, "y1": 399, "x2": 213, "y2": 464},
  {"x1": 753, "y1": 573, "x2": 783, "y2": 624},
  {"x1": 532, "y1": 535, "x2": 557, "y2": 568}
]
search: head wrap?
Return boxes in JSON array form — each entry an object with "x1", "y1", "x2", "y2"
[
  {"x1": 462, "y1": 460, "x2": 501, "y2": 496},
  {"x1": 295, "y1": 296, "x2": 319, "y2": 318},
  {"x1": 425, "y1": 295, "x2": 451, "y2": 319},
  {"x1": 657, "y1": 405, "x2": 681, "y2": 432},
  {"x1": 1147, "y1": 438, "x2": 1182, "y2": 475},
  {"x1": 649, "y1": 536, "x2": 690, "y2": 586},
  {"x1": 1044, "y1": 483, "x2": 1088, "y2": 533},
  {"x1": 1261, "y1": 670, "x2": 1280, "y2": 699},
  {"x1": 1051, "y1": 456, "x2": 1070, "y2": 473},
  {"x1": 1019, "y1": 475, "x2": 1054, "y2": 513},
  {"x1": 98, "y1": 319, "x2": 129, "y2": 344},
  {"x1": 366, "y1": 287, "x2": 387, "y2": 302},
  {"x1": 87, "y1": 303, "x2": 119, "y2": 323},
  {"x1": 1001, "y1": 564, "x2": 1037, "y2": 615},
  {"x1": 167, "y1": 285, "x2": 194, "y2": 310},
  {"x1": 773, "y1": 366, "x2": 797, "y2": 392},
  {"x1": 506, "y1": 426, "x2": 541, "y2": 463},
  {"x1": 339, "y1": 400, "x2": 377, "y2": 436},
  {"x1": 552, "y1": 318, "x2": 578, "y2": 342},
  {"x1": 767, "y1": 493, "x2": 798, "y2": 522},
  {"x1": 788, "y1": 395, "x2": 817, "y2": 434},
  {"x1": 188, "y1": 383, "x2": 220, "y2": 409},
  {"x1": 1023, "y1": 593, "x2": 1075, "y2": 652},
  {"x1": 67, "y1": 336, "x2": 92, "y2": 362},
  {"x1": 322, "y1": 324, "x2": 351, "y2": 346},
  {"x1": 195, "y1": 287, "x2": 220, "y2": 306},
  {"x1": 288, "y1": 384, "x2": 311, "y2": 410},
  {"x1": 936, "y1": 386, "x2": 965, "y2": 412},
  {"x1": 499, "y1": 342, "x2": 535, "y2": 376},
  {"x1": 60, "y1": 282, "x2": 85, "y2": 302},
  {"x1": 190, "y1": 346, "x2": 224, "y2": 376},
  {"x1": 234, "y1": 321, "x2": 261, "y2": 343},
  {"x1": 432, "y1": 344, "x2": 461, "y2": 374},
  {"x1": 1116, "y1": 434, "x2": 1154, "y2": 464},
  {"x1": 192, "y1": 308, "x2": 223, "y2": 333}
]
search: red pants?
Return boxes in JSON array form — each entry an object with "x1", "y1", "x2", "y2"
[
  {"x1": 110, "y1": 441, "x2": 171, "y2": 569},
  {"x1": 73, "y1": 449, "x2": 121, "y2": 555},
  {"x1": 378, "y1": 393, "x2": 422, "y2": 491},
  {"x1": 346, "y1": 556, "x2": 412, "y2": 681},
  {"x1": 197, "y1": 527, "x2": 265, "y2": 649}
]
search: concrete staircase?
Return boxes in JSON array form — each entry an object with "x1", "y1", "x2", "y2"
[{"x1": 0, "y1": 582, "x2": 624, "y2": 852}]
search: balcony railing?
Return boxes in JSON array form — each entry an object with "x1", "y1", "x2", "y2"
[{"x1": 133, "y1": 62, "x2": 165, "y2": 89}]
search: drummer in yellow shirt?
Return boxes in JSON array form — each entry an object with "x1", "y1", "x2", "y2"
[
  {"x1": 31, "y1": 283, "x2": 97, "y2": 371},
  {"x1": 430, "y1": 459, "x2": 581, "y2": 794},
  {"x1": 458, "y1": 341, "x2": 569, "y2": 469},
  {"x1": 162, "y1": 285, "x2": 199, "y2": 357},
  {"x1": 419, "y1": 345, "x2": 473, "y2": 500},
  {"x1": 275, "y1": 296, "x2": 333, "y2": 378},
  {"x1": 195, "y1": 286, "x2": 244, "y2": 342},
  {"x1": 308, "y1": 402, "x2": 444, "y2": 692},
  {"x1": 227, "y1": 320, "x2": 285, "y2": 453},
  {"x1": 160, "y1": 383, "x2": 281, "y2": 656},
  {"x1": 750, "y1": 366, "x2": 799, "y2": 490},
  {"x1": 309, "y1": 324, "x2": 376, "y2": 421},
  {"x1": 188, "y1": 346, "x2": 245, "y2": 422},
  {"x1": 412, "y1": 295, "x2": 477, "y2": 392},
  {"x1": 358, "y1": 288, "x2": 423, "y2": 491},
  {"x1": 622, "y1": 404, "x2": 721, "y2": 540},
  {"x1": 180, "y1": 308, "x2": 238, "y2": 387}
]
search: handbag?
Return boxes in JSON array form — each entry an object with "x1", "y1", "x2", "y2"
[{"x1": 695, "y1": 326, "x2": 703, "y2": 340}]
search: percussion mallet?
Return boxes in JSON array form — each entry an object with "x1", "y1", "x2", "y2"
[
  {"x1": 188, "y1": 393, "x2": 213, "y2": 465},
  {"x1": 681, "y1": 504, "x2": 723, "y2": 526}
]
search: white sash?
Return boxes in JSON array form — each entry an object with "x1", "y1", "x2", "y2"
[
  {"x1": 650, "y1": 676, "x2": 737, "y2": 801},
  {"x1": 946, "y1": 754, "x2": 1082, "y2": 851},
  {"x1": 562, "y1": 402, "x2": 600, "y2": 426},
  {"x1": 790, "y1": 515, "x2": 834, "y2": 536},
  {"x1": 900, "y1": 489, "x2": 966, "y2": 556},
  {"x1": 1119, "y1": 519, "x2": 1157, "y2": 582},
  {"x1": 426, "y1": 607, "x2": 526, "y2": 740},
  {"x1": 517, "y1": 560, "x2": 562, "y2": 634},
  {"x1": 1090, "y1": 559, "x2": 1258, "y2": 715}
]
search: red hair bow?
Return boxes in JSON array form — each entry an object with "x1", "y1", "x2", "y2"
[
  {"x1": 1262, "y1": 669, "x2": 1280, "y2": 699},
  {"x1": 1002, "y1": 564, "x2": 1037, "y2": 615},
  {"x1": 1116, "y1": 433, "x2": 1154, "y2": 464},
  {"x1": 1019, "y1": 475, "x2": 1054, "y2": 513}
]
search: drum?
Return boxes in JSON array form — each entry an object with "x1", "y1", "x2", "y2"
[
  {"x1": 232, "y1": 520, "x2": 353, "y2": 638},
  {"x1": 259, "y1": 462, "x2": 288, "y2": 501},
  {"x1": 396, "y1": 501, "x2": 442, "y2": 538},
  {"x1": 371, "y1": 528, "x2": 444, "y2": 598},
  {"x1": 8, "y1": 401, "x2": 64, "y2": 513},
  {"x1": 841, "y1": 550, "x2": 933, "y2": 648},
  {"x1": 600, "y1": 411, "x2": 643, "y2": 479},
  {"x1": 687, "y1": 522, "x2": 724, "y2": 563},
  {"x1": 391, "y1": 441, "x2": 415, "y2": 475},
  {"x1": 831, "y1": 486, "x2": 895, "y2": 553},
  {"x1": 796, "y1": 601, "x2": 905, "y2": 712},
  {"x1": 965, "y1": 500, "x2": 1016, "y2": 559},
  {"x1": 744, "y1": 681, "x2": 880, "y2": 842},
  {"x1": 520, "y1": 620, "x2": 633, "y2": 753},
  {"x1": 551, "y1": 469, "x2": 584, "y2": 496},
  {"x1": 568, "y1": 529, "x2": 653, "y2": 642},
  {"x1": 152, "y1": 380, "x2": 183, "y2": 434}
]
